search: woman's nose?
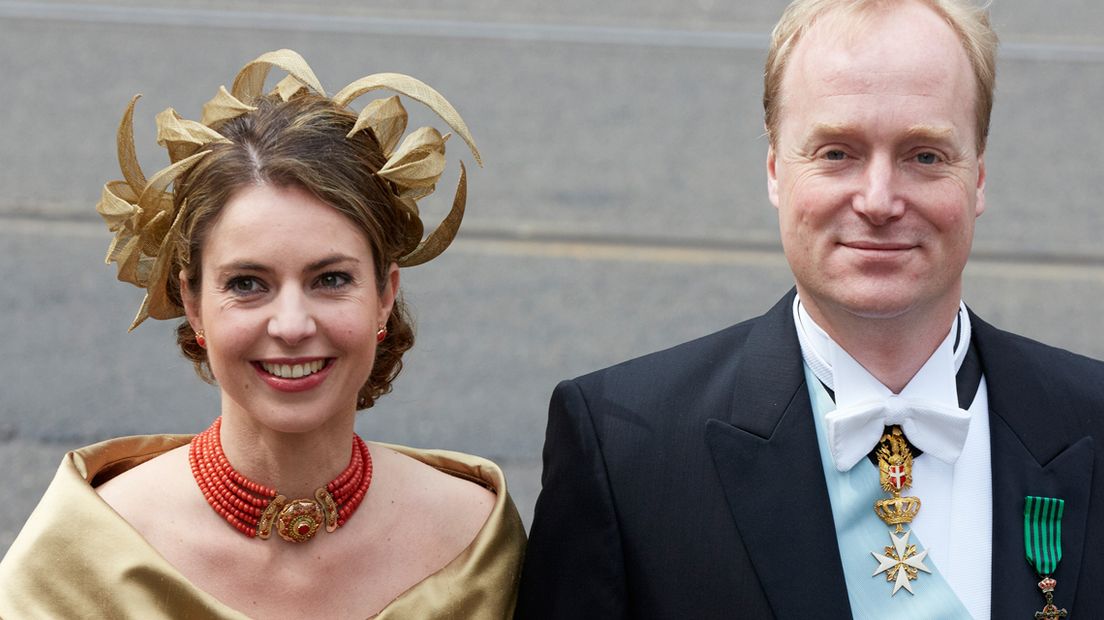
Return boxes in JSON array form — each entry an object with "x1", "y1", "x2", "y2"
[{"x1": 267, "y1": 288, "x2": 317, "y2": 345}]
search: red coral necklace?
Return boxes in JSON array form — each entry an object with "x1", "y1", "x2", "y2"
[{"x1": 188, "y1": 417, "x2": 373, "y2": 543}]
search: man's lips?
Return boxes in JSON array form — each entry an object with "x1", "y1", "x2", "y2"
[{"x1": 840, "y1": 241, "x2": 917, "y2": 251}]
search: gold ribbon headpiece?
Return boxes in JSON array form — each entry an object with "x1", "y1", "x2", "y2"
[{"x1": 96, "y1": 49, "x2": 482, "y2": 331}]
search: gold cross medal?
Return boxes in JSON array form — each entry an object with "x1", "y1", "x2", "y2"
[{"x1": 871, "y1": 426, "x2": 931, "y2": 595}]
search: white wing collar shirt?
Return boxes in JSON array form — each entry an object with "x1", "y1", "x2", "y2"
[{"x1": 793, "y1": 297, "x2": 992, "y2": 619}]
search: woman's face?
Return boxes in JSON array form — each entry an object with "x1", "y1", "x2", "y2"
[{"x1": 183, "y1": 183, "x2": 398, "y2": 433}]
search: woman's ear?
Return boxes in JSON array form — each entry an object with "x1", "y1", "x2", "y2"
[
  {"x1": 379, "y1": 263, "x2": 400, "y2": 324},
  {"x1": 180, "y1": 270, "x2": 202, "y2": 333}
]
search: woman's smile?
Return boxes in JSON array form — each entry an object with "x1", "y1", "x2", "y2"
[
  {"x1": 257, "y1": 359, "x2": 329, "y2": 379},
  {"x1": 252, "y1": 358, "x2": 335, "y2": 393}
]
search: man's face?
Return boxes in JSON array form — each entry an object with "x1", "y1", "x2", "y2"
[{"x1": 767, "y1": 2, "x2": 986, "y2": 327}]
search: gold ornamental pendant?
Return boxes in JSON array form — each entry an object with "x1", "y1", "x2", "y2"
[
  {"x1": 870, "y1": 426, "x2": 931, "y2": 595},
  {"x1": 256, "y1": 488, "x2": 340, "y2": 542}
]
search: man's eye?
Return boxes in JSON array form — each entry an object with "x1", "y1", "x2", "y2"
[
  {"x1": 824, "y1": 150, "x2": 847, "y2": 161},
  {"x1": 916, "y1": 152, "x2": 940, "y2": 165}
]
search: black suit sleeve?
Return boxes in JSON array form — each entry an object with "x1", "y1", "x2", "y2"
[{"x1": 515, "y1": 379, "x2": 627, "y2": 619}]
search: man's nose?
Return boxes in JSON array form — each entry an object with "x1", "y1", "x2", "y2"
[
  {"x1": 267, "y1": 287, "x2": 317, "y2": 345},
  {"x1": 852, "y1": 155, "x2": 906, "y2": 225}
]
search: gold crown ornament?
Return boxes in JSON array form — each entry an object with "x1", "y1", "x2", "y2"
[
  {"x1": 874, "y1": 429, "x2": 922, "y2": 533},
  {"x1": 870, "y1": 426, "x2": 931, "y2": 595},
  {"x1": 874, "y1": 495, "x2": 922, "y2": 533},
  {"x1": 96, "y1": 49, "x2": 481, "y2": 330}
]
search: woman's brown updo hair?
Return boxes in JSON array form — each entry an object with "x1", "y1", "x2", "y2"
[{"x1": 165, "y1": 93, "x2": 415, "y2": 409}]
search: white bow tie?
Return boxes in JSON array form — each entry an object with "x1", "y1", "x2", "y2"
[{"x1": 824, "y1": 394, "x2": 971, "y2": 472}]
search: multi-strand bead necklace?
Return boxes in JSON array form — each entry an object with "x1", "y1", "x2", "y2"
[{"x1": 189, "y1": 417, "x2": 373, "y2": 543}]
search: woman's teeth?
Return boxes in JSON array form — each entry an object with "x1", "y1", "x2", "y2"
[{"x1": 261, "y1": 360, "x2": 325, "y2": 378}]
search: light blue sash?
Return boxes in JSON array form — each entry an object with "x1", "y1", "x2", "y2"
[{"x1": 804, "y1": 364, "x2": 972, "y2": 619}]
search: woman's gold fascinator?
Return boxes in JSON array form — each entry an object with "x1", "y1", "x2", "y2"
[{"x1": 96, "y1": 49, "x2": 482, "y2": 331}]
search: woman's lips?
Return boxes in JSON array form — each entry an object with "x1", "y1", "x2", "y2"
[
  {"x1": 259, "y1": 359, "x2": 326, "y2": 379},
  {"x1": 252, "y1": 358, "x2": 334, "y2": 392}
]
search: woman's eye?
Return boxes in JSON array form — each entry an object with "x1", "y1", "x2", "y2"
[
  {"x1": 317, "y1": 272, "x2": 351, "y2": 289},
  {"x1": 824, "y1": 150, "x2": 847, "y2": 161},
  {"x1": 226, "y1": 276, "x2": 263, "y2": 295}
]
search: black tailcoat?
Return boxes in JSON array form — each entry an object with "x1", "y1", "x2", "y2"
[{"x1": 516, "y1": 291, "x2": 1103, "y2": 619}]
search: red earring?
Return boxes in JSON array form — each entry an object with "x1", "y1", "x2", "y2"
[
  {"x1": 376, "y1": 325, "x2": 387, "y2": 343},
  {"x1": 196, "y1": 330, "x2": 206, "y2": 348}
]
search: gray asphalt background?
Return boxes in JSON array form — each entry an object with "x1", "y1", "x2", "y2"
[{"x1": 2, "y1": 0, "x2": 1103, "y2": 557}]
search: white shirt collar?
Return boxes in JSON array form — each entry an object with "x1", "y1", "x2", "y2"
[{"x1": 793, "y1": 297, "x2": 971, "y2": 408}]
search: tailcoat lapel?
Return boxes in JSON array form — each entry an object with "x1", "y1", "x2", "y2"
[
  {"x1": 705, "y1": 292, "x2": 853, "y2": 618},
  {"x1": 972, "y1": 313, "x2": 1095, "y2": 617}
]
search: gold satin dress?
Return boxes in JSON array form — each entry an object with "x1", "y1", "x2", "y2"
[{"x1": 0, "y1": 435, "x2": 526, "y2": 619}]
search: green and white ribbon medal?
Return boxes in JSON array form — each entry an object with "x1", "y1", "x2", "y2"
[{"x1": 1024, "y1": 496, "x2": 1068, "y2": 619}]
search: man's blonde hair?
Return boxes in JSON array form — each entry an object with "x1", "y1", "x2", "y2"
[{"x1": 763, "y1": 0, "x2": 998, "y2": 153}]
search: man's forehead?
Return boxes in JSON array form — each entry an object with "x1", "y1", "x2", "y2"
[{"x1": 780, "y1": 3, "x2": 975, "y2": 101}]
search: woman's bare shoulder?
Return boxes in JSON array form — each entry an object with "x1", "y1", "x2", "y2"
[
  {"x1": 363, "y1": 444, "x2": 496, "y2": 562},
  {"x1": 95, "y1": 445, "x2": 205, "y2": 536}
]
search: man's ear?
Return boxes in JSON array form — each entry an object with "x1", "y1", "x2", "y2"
[
  {"x1": 974, "y1": 155, "x2": 986, "y2": 217},
  {"x1": 767, "y1": 145, "x2": 781, "y2": 209}
]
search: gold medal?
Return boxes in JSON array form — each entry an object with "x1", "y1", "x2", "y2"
[{"x1": 870, "y1": 426, "x2": 931, "y2": 595}]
